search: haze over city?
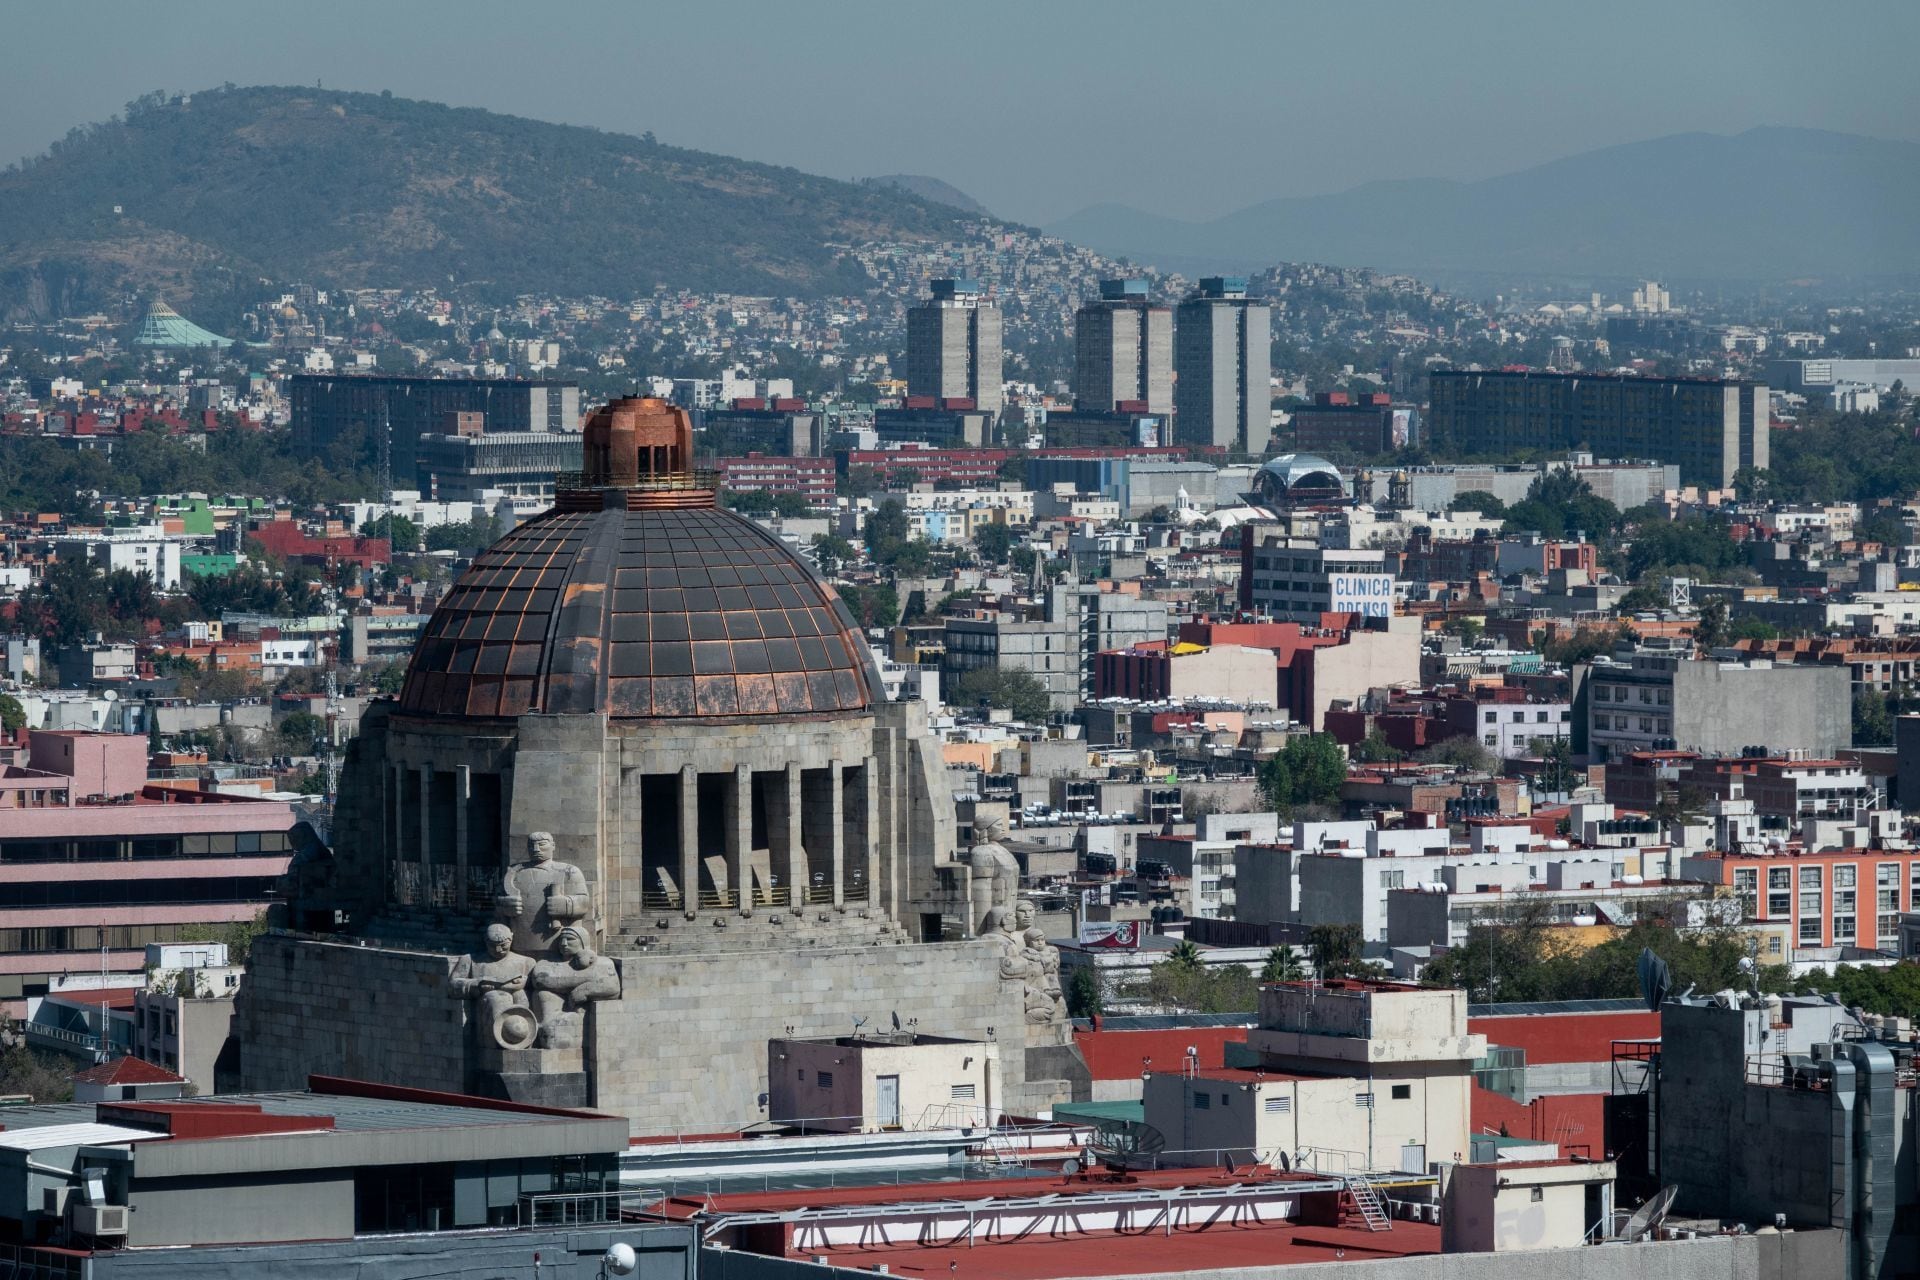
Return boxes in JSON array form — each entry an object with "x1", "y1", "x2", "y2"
[
  {"x1": 4, "y1": 0, "x2": 1917, "y2": 225},
  {"x1": 0, "y1": 5, "x2": 1917, "y2": 1280}
]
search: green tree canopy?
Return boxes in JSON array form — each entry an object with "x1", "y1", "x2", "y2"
[
  {"x1": 1449, "y1": 490, "x2": 1506, "y2": 517},
  {"x1": 0, "y1": 694, "x2": 25, "y2": 732},
  {"x1": 1258, "y1": 734, "x2": 1348, "y2": 814},
  {"x1": 952, "y1": 666, "x2": 1053, "y2": 723}
]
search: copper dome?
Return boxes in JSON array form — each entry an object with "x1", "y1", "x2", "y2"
[{"x1": 397, "y1": 398, "x2": 876, "y2": 722}]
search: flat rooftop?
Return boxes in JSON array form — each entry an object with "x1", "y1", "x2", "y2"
[{"x1": 0, "y1": 1079, "x2": 613, "y2": 1140}]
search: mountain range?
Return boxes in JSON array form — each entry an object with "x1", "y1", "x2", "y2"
[
  {"x1": 1047, "y1": 127, "x2": 1920, "y2": 284},
  {"x1": 0, "y1": 86, "x2": 985, "y2": 319}
]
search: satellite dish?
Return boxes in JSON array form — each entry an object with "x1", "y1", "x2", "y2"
[
  {"x1": 1088, "y1": 1119, "x2": 1166, "y2": 1172},
  {"x1": 891, "y1": 1011, "x2": 902, "y2": 1032},
  {"x1": 604, "y1": 1242, "x2": 639, "y2": 1276},
  {"x1": 1274, "y1": 1149, "x2": 1291, "y2": 1172},
  {"x1": 1618, "y1": 1185, "x2": 1679, "y2": 1243},
  {"x1": 1061, "y1": 1157, "x2": 1082, "y2": 1177},
  {"x1": 1637, "y1": 948, "x2": 1672, "y2": 1013}
]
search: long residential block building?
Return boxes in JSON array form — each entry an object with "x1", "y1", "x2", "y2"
[
  {"x1": 0, "y1": 730, "x2": 304, "y2": 1010},
  {"x1": 1427, "y1": 369, "x2": 1766, "y2": 488}
]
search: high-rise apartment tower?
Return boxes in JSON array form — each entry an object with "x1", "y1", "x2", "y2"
[
  {"x1": 906, "y1": 279, "x2": 1003, "y2": 416},
  {"x1": 1074, "y1": 279, "x2": 1173, "y2": 415},
  {"x1": 1174, "y1": 277, "x2": 1270, "y2": 452}
]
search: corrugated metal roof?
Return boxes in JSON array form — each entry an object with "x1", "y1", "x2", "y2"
[{"x1": 0, "y1": 1123, "x2": 161, "y2": 1151}]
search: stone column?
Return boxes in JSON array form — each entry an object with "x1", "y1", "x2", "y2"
[
  {"x1": 679, "y1": 764, "x2": 699, "y2": 915},
  {"x1": 615, "y1": 764, "x2": 643, "y2": 929},
  {"x1": 861, "y1": 755, "x2": 880, "y2": 910},
  {"x1": 728, "y1": 764, "x2": 750, "y2": 911},
  {"x1": 417, "y1": 766, "x2": 432, "y2": 900},
  {"x1": 454, "y1": 764, "x2": 471, "y2": 909},
  {"x1": 781, "y1": 762, "x2": 803, "y2": 907},
  {"x1": 829, "y1": 759, "x2": 845, "y2": 908}
]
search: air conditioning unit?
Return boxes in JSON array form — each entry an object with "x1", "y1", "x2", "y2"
[{"x1": 71, "y1": 1203, "x2": 128, "y2": 1237}]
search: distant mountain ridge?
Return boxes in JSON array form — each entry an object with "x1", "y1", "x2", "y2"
[
  {"x1": 863, "y1": 174, "x2": 990, "y2": 216},
  {"x1": 0, "y1": 85, "x2": 984, "y2": 319},
  {"x1": 1048, "y1": 128, "x2": 1920, "y2": 283}
]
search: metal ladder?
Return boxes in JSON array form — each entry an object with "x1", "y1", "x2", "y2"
[{"x1": 1345, "y1": 1175, "x2": 1393, "y2": 1232}]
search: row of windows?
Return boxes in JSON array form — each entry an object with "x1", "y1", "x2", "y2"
[
  {"x1": 1593, "y1": 684, "x2": 1670, "y2": 705},
  {"x1": 0, "y1": 876, "x2": 280, "y2": 909},
  {"x1": 1594, "y1": 715, "x2": 1669, "y2": 734},
  {"x1": 0, "y1": 831, "x2": 294, "y2": 863}
]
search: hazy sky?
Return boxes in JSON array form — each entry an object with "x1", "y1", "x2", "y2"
[{"x1": 4, "y1": 0, "x2": 1916, "y2": 225}]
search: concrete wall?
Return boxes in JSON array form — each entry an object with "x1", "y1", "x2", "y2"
[
  {"x1": 1305, "y1": 621, "x2": 1421, "y2": 730},
  {"x1": 1672, "y1": 662, "x2": 1851, "y2": 757},
  {"x1": 232, "y1": 934, "x2": 465, "y2": 1093},
  {"x1": 595, "y1": 941, "x2": 1042, "y2": 1133},
  {"x1": 128, "y1": 1169, "x2": 353, "y2": 1247},
  {"x1": 1169, "y1": 645, "x2": 1281, "y2": 708}
]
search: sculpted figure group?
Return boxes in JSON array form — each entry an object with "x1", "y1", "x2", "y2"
[
  {"x1": 969, "y1": 820, "x2": 1065, "y2": 1025},
  {"x1": 450, "y1": 832, "x2": 620, "y2": 1050}
]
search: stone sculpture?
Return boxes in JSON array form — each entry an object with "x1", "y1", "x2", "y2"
[
  {"x1": 528, "y1": 927, "x2": 622, "y2": 1048},
  {"x1": 497, "y1": 831, "x2": 593, "y2": 955},
  {"x1": 1014, "y1": 898, "x2": 1065, "y2": 1021},
  {"x1": 966, "y1": 817, "x2": 1020, "y2": 934},
  {"x1": 981, "y1": 905, "x2": 1063, "y2": 1026},
  {"x1": 449, "y1": 923, "x2": 537, "y2": 1048}
]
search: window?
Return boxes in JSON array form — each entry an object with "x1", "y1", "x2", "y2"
[
  {"x1": 1801, "y1": 867, "x2": 1822, "y2": 890},
  {"x1": 1800, "y1": 918, "x2": 1822, "y2": 943},
  {"x1": 1767, "y1": 936, "x2": 1783, "y2": 955},
  {"x1": 951, "y1": 1083, "x2": 976, "y2": 1101},
  {"x1": 1264, "y1": 1096, "x2": 1291, "y2": 1114},
  {"x1": 1800, "y1": 891, "x2": 1821, "y2": 916},
  {"x1": 1193, "y1": 1091, "x2": 1210, "y2": 1109},
  {"x1": 1391, "y1": 1084, "x2": 1412, "y2": 1100},
  {"x1": 1835, "y1": 865, "x2": 1857, "y2": 890},
  {"x1": 1354, "y1": 1092, "x2": 1374, "y2": 1109},
  {"x1": 1382, "y1": 870, "x2": 1405, "y2": 890},
  {"x1": 817, "y1": 1071, "x2": 833, "y2": 1088},
  {"x1": 1770, "y1": 867, "x2": 1792, "y2": 890},
  {"x1": 1530, "y1": 1187, "x2": 1545, "y2": 1203}
]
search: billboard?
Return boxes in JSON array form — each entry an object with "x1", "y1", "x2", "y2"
[
  {"x1": 1079, "y1": 921, "x2": 1142, "y2": 950},
  {"x1": 1329, "y1": 573, "x2": 1396, "y2": 617}
]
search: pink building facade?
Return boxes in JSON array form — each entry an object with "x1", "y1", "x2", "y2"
[{"x1": 0, "y1": 731, "x2": 302, "y2": 1011}]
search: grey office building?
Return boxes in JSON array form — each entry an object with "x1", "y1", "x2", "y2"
[
  {"x1": 1076, "y1": 279, "x2": 1173, "y2": 415},
  {"x1": 414, "y1": 430, "x2": 584, "y2": 500},
  {"x1": 290, "y1": 374, "x2": 580, "y2": 460},
  {"x1": 1428, "y1": 369, "x2": 1766, "y2": 488},
  {"x1": 1174, "y1": 277, "x2": 1271, "y2": 453},
  {"x1": 906, "y1": 279, "x2": 1004, "y2": 415}
]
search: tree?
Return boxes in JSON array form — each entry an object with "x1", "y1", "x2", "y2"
[
  {"x1": 0, "y1": 694, "x2": 24, "y2": 733},
  {"x1": 1352, "y1": 729, "x2": 1404, "y2": 764},
  {"x1": 812, "y1": 534, "x2": 857, "y2": 574},
  {"x1": 1258, "y1": 734, "x2": 1348, "y2": 814},
  {"x1": 1532, "y1": 736, "x2": 1578, "y2": 794},
  {"x1": 1728, "y1": 616, "x2": 1780, "y2": 642},
  {"x1": 1261, "y1": 945, "x2": 1306, "y2": 983},
  {"x1": 837, "y1": 582, "x2": 900, "y2": 629},
  {"x1": 1168, "y1": 940, "x2": 1203, "y2": 971},
  {"x1": 1450, "y1": 491, "x2": 1506, "y2": 517},
  {"x1": 1616, "y1": 583, "x2": 1667, "y2": 614},
  {"x1": 361, "y1": 513, "x2": 420, "y2": 552},
  {"x1": 177, "y1": 911, "x2": 269, "y2": 968},
  {"x1": 1416, "y1": 735, "x2": 1496, "y2": 773},
  {"x1": 1855, "y1": 689, "x2": 1895, "y2": 748},
  {"x1": 1501, "y1": 468, "x2": 1620, "y2": 540},
  {"x1": 1065, "y1": 965, "x2": 1105, "y2": 1019},
  {"x1": 372, "y1": 660, "x2": 408, "y2": 696},
  {"x1": 1693, "y1": 597, "x2": 1729, "y2": 652},
  {"x1": 972, "y1": 522, "x2": 1014, "y2": 564},
  {"x1": 952, "y1": 667, "x2": 1053, "y2": 723},
  {"x1": 1442, "y1": 616, "x2": 1484, "y2": 645},
  {"x1": 277, "y1": 711, "x2": 326, "y2": 753},
  {"x1": 1540, "y1": 626, "x2": 1621, "y2": 667},
  {"x1": 1307, "y1": 924, "x2": 1366, "y2": 979}
]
